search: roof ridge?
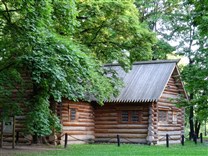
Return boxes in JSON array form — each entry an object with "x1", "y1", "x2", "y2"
[{"x1": 104, "y1": 59, "x2": 180, "y2": 67}]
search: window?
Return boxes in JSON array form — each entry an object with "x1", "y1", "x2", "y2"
[
  {"x1": 70, "y1": 108, "x2": 77, "y2": 121},
  {"x1": 172, "y1": 112, "x2": 178, "y2": 124},
  {"x1": 120, "y1": 111, "x2": 142, "y2": 123},
  {"x1": 3, "y1": 117, "x2": 13, "y2": 133},
  {"x1": 131, "y1": 111, "x2": 139, "y2": 122},
  {"x1": 158, "y1": 110, "x2": 167, "y2": 122},
  {"x1": 121, "y1": 111, "x2": 129, "y2": 122}
]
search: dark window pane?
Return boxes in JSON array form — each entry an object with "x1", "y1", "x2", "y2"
[
  {"x1": 70, "y1": 108, "x2": 76, "y2": 121},
  {"x1": 121, "y1": 111, "x2": 128, "y2": 122},
  {"x1": 131, "y1": 111, "x2": 139, "y2": 122}
]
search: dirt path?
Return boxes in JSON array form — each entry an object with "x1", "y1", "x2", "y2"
[{"x1": 0, "y1": 145, "x2": 62, "y2": 156}]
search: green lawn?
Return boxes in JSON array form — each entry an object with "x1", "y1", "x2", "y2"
[{"x1": 16, "y1": 141, "x2": 208, "y2": 156}]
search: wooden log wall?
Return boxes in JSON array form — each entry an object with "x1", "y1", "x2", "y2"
[
  {"x1": 157, "y1": 70, "x2": 185, "y2": 144},
  {"x1": 0, "y1": 72, "x2": 33, "y2": 145},
  {"x1": 147, "y1": 102, "x2": 158, "y2": 144},
  {"x1": 0, "y1": 110, "x2": 32, "y2": 144},
  {"x1": 57, "y1": 100, "x2": 95, "y2": 144},
  {"x1": 94, "y1": 102, "x2": 149, "y2": 144}
]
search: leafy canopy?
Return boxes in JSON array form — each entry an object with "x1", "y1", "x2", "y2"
[{"x1": 0, "y1": 0, "x2": 156, "y2": 136}]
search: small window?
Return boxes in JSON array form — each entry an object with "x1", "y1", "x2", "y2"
[
  {"x1": 131, "y1": 111, "x2": 139, "y2": 122},
  {"x1": 3, "y1": 117, "x2": 13, "y2": 133},
  {"x1": 172, "y1": 112, "x2": 178, "y2": 124},
  {"x1": 70, "y1": 108, "x2": 76, "y2": 121},
  {"x1": 120, "y1": 111, "x2": 142, "y2": 123},
  {"x1": 158, "y1": 110, "x2": 167, "y2": 122},
  {"x1": 121, "y1": 111, "x2": 129, "y2": 122}
]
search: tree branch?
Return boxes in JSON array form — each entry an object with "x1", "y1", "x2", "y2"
[
  {"x1": 90, "y1": 21, "x2": 106, "y2": 44},
  {"x1": 1, "y1": 0, "x2": 12, "y2": 23},
  {"x1": 0, "y1": 9, "x2": 21, "y2": 13}
]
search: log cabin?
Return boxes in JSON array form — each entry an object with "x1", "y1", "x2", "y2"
[
  {"x1": 58, "y1": 59, "x2": 188, "y2": 145},
  {"x1": 0, "y1": 59, "x2": 188, "y2": 145}
]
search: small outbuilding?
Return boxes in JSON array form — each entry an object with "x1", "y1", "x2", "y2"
[{"x1": 59, "y1": 59, "x2": 188, "y2": 145}]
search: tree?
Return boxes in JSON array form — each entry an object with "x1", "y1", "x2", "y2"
[
  {"x1": 0, "y1": 0, "x2": 156, "y2": 138},
  {"x1": 135, "y1": 0, "x2": 180, "y2": 59},
  {"x1": 134, "y1": 0, "x2": 207, "y2": 137},
  {"x1": 162, "y1": 1, "x2": 208, "y2": 137},
  {"x1": 75, "y1": 0, "x2": 156, "y2": 65},
  {"x1": 186, "y1": 0, "x2": 208, "y2": 137}
]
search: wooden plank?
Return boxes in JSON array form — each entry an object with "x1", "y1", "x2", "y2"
[
  {"x1": 94, "y1": 102, "x2": 149, "y2": 143},
  {"x1": 95, "y1": 124, "x2": 148, "y2": 129},
  {"x1": 95, "y1": 134, "x2": 147, "y2": 138},
  {"x1": 95, "y1": 138, "x2": 147, "y2": 143},
  {"x1": 95, "y1": 129, "x2": 148, "y2": 134}
]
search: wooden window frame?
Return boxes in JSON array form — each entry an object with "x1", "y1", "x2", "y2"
[
  {"x1": 119, "y1": 111, "x2": 142, "y2": 124},
  {"x1": 68, "y1": 108, "x2": 78, "y2": 122},
  {"x1": 158, "y1": 110, "x2": 168, "y2": 123},
  {"x1": 172, "y1": 111, "x2": 178, "y2": 124}
]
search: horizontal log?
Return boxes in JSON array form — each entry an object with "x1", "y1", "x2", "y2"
[
  {"x1": 142, "y1": 117, "x2": 148, "y2": 120},
  {"x1": 95, "y1": 124, "x2": 148, "y2": 129},
  {"x1": 95, "y1": 134, "x2": 147, "y2": 138},
  {"x1": 95, "y1": 129, "x2": 147, "y2": 134},
  {"x1": 62, "y1": 131, "x2": 94, "y2": 135},
  {"x1": 116, "y1": 107, "x2": 144, "y2": 111},
  {"x1": 63, "y1": 123, "x2": 94, "y2": 127},
  {"x1": 95, "y1": 121, "x2": 118, "y2": 124},
  {"x1": 95, "y1": 138, "x2": 147, "y2": 143},
  {"x1": 160, "y1": 94, "x2": 178, "y2": 99},
  {"x1": 95, "y1": 113, "x2": 117, "y2": 117},
  {"x1": 158, "y1": 98, "x2": 175, "y2": 103},
  {"x1": 158, "y1": 127, "x2": 182, "y2": 131},
  {"x1": 163, "y1": 91, "x2": 178, "y2": 95},
  {"x1": 62, "y1": 126, "x2": 94, "y2": 131},
  {"x1": 94, "y1": 117, "x2": 117, "y2": 121},
  {"x1": 78, "y1": 112, "x2": 94, "y2": 116},
  {"x1": 158, "y1": 131, "x2": 181, "y2": 135},
  {"x1": 78, "y1": 119, "x2": 94, "y2": 123},
  {"x1": 165, "y1": 85, "x2": 178, "y2": 90},
  {"x1": 77, "y1": 113, "x2": 94, "y2": 117}
]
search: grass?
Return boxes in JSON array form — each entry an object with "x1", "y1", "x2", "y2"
[{"x1": 16, "y1": 141, "x2": 208, "y2": 156}]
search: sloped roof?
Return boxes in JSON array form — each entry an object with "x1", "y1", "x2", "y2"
[{"x1": 105, "y1": 60, "x2": 180, "y2": 103}]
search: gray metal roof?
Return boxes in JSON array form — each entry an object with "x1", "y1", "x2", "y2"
[{"x1": 105, "y1": 60, "x2": 179, "y2": 103}]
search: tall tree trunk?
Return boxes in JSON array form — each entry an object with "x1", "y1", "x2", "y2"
[
  {"x1": 189, "y1": 93, "x2": 194, "y2": 139},
  {"x1": 189, "y1": 106, "x2": 194, "y2": 139},
  {"x1": 195, "y1": 120, "x2": 201, "y2": 138}
]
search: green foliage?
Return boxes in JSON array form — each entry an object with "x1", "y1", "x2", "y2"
[
  {"x1": 0, "y1": 0, "x2": 155, "y2": 136},
  {"x1": 52, "y1": 0, "x2": 78, "y2": 35},
  {"x1": 0, "y1": 69, "x2": 23, "y2": 120},
  {"x1": 26, "y1": 94, "x2": 52, "y2": 136},
  {"x1": 187, "y1": 0, "x2": 208, "y2": 37},
  {"x1": 135, "y1": 0, "x2": 179, "y2": 60},
  {"x1": 75, "y1": 0, "x2": 156, "y2": 65},
  {"x1": 134, "y1": 0, "x2": 208, "y2": 132},
  {"x1": 152, "y1": 39, "x2": 175, "y2": 60},
  {"x1": 181, "y1": 62, "x2": 208, "y2": 122}
]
